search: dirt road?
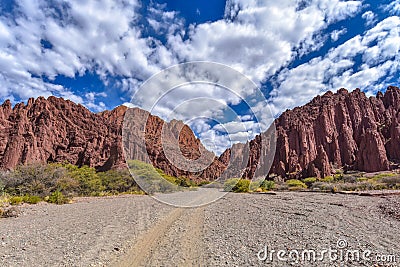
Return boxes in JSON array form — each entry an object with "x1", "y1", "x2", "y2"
[{"x1": 1, "y1": 190, "x2": 400, "y2": 266}]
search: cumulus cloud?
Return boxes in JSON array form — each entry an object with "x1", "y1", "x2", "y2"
[
  {"x1": 269, "y1": 16, "x2": 400, "y2": 113},
  {"x1": 0, "y1": 0, "x2": 176, "y2": 107},
  {"x1": 147, "y1": 2, "x2": 183, "y2": 36},
  {"x1": 168, "y1": 0, "x2": 363, "y2": 83},
  {"x1": 84, "y1": 92, "x2": 107, "y2": 112}
]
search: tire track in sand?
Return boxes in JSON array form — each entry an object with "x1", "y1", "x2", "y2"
[
  {"x1": 116, "y1": 206, "x2": 205, "y2": 267},
  {"x1": 179, "y1": 207, "x2": 205, "y2": 266}
]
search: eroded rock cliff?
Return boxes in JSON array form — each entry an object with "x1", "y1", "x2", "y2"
[{"x1": 238, "y1": 86, "x2": 400, "y2": 179}]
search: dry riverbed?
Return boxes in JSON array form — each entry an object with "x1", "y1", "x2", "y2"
[{"x1": 1, "y1": 191, "x2": 400, "y2": 266}]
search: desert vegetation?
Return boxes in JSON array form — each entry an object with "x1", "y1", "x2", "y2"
[
  {"x1": 127, "y1": 160, "x2": 197, "y2": 194},
  {"x1": 0, "y1": 160, "x2": 200, "y2": 214},
  {"x1": 0, "y1": 162, "x2": 140, "y2": 215},
  {"x1": 223, "y1": 170, "x2": 400, "y2": 194},
  {"x1": 300, "y1": 171, "x2": 400, "y2": 192},
  {"x1": 223, "y1": 178, "x2": 275, "y2": 193}
]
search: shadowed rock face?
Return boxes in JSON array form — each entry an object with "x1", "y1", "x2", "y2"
[
  {"x1": 236, "y1": 86, "x2": 400, "y2": 179},
  {"x1": 1, "y1": 86, "x2": 399, "y2": 181}
]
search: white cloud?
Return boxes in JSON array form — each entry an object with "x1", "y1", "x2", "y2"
[
  {"x1": 330, "y1": 28, "x2": 347, "y2": 42},
  {"x1": 147, "y1": 3, "x2": 184, "y2": 36},
  {"x1": 384, "y1": 0, "x2": 400, "y2": 15},
  {"x1": 84, "y1": 92, "x2": 108, "y2": 112},
  {"x1": 362, "y1": 11, "x2": 377, "y2": 26},
  {"x1": 168, "y1": 0, "x2": 363, "y2": 83},
  {"x1": 134, "y1": 0, "x2": 363, "y2": 153},
  {"x1": 269, "y1": 16, "x2": 400, "y2": 113},
  {"x1": 0, "y1": 0, "x2": 176, "y2": 106},
  {"x1": 0, "y1": 0, "x2": 365, "y2": 107}
]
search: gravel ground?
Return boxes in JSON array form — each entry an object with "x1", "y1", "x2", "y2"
[
  {"x1": 0, "y1": 195, "x2": 174, "y2": 266},
  {"x1": 1, "y1": 191, "x2": 400, "y2": 266},
  {"x1": 204, "y1": 192, "x2": 400, "y2": 266},
  {"x1": 379, "y1": 196, "x2": 400, "y2": 221}
]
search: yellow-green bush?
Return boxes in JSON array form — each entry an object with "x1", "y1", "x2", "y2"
[
  {"x1": 286, "y1": 179, "x2": 307, "y2": 189},
  {"x1": 249, "y1": 181, "x2": 260, "y2": 192},
  {"x1": 320, "y1": 176, "x2": 334, "y2": 183},
  {"x1": 47, "y1": 191, "x2": 69, "y2": 205},
  {"x1": 9, "y1": 196, "x2": 23, "y2": 205},
  {"x1": 127, "y1": 160, "x2": 183, "y2": 194},
  {"x1": 223, "y1": 178, "x2": 250, "y2": 193},
  {"x1": 0, "y1": 160, "x2": 190, "y2": 202},
  {"x1": 260, "y1": 180, "x2": 275, "y2": 191},
  {"x1": 22, "y1": 195, "x2": 42, "y2": 204},
  {"x1": 223, "y1": 178, "x2": 240, "y2": 192},
  {"x1": 303, "y1": 177, "x2": 317, "y2": 187}
]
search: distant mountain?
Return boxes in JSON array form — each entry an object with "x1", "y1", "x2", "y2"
[
  {"x1": 232, "y1": 86, "x2": 400, "y2": 179},
  {"x1": 1, "y1": 86, "x2": 399, "y2": 181}
]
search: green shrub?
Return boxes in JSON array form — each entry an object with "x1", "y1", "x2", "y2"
[
  {"x1": 355, "y1": 182, "x2": 374, "y2": 191},
  {"x1": 371, "y1": 173, "x2": 396, "y2": 180},
  {"x1": 55, "y1": 176, "x2": 80, "y2": 196},
  {"x1": 2, "y1": 163, "x2": 60, "y2": 197},
  {"x1": 9, "y1": 196, "x2": 23, "y2": 205},
  {"x1": 335, "y1": 183, "x2": 358, "y2": 191},
  {"x1": 372, "y1": 183, "x2": 387, "y2": 190},
  {"x1": 286, "y1": 179, "x2": 307, "y2": 189},
  {"x1": 343, "y1": 175, "x2": 357, "y2": 183},
  {"x1": 22, "y1": 195, "x2": 42, "y2": 204},
  {"x1": 128, "y1": 160, "x2": 181, "y2": 194},
  {"x1": 67, "y1": 165, "x2": 105, "y2": 195},
  {"x1": 98, "y1": 169, "x2": 141, "y2": 194},
  {"x1": 197, "y1": 181, "x2": 211, "y2": 186},
  {"x1": 303, "y1": 177, "x2": 317, "y2": 187},
  {"x1": 234, "y1": 179, "x2": 251, "y2": 193},
  {"x1": 320, "y1": 176, "x2": 334, "y2": 183},
  {"x1": 381, "y1": 176, "x2": 400, "y2": 188},
  {"x1": 260, "y1": 180, "x2": 275, "y2": 191},
  {"x1": 47, "y1": 191, "x2": 69, "y2": 205},
  {"x1": 1, "y1": 160, "x2": 192, "y2": 198},
  {"x1": 333, "y1": 173, "x2": 343, "y2": 181},
  {"x1": 223, "y1": 178, "x2": 250, "y2": 193}
]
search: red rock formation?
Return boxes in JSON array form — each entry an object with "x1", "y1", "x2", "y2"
[
  {"x1": 239, "y1": 86, "x2": 400, "y2": 179},
  {"x1": 0, "y1": 96, "x2": 125, "y2": 171},
  {"x1": 0, "y1": 97, "x2": 227, "y2": 182},
  {"x1": 122, "y1": 108, "x2": 227, "y2": 182},
  {"x1": 1, "y1": 86, "x2": 399, "y2": 181}
]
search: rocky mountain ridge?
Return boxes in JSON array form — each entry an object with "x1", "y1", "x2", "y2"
[
  {"x1": 0, "y1": 86, "x2": 399, "y2": 180},
  {"x1": 237, "y1": 86, "x2": 400, "y2": 179},
  {"x1": 0, "y1": 96, "x2": 227, "y2": 181}
]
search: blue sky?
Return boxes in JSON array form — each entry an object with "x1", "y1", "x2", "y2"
[{"x1": 0, "y1": 0, "x2": 399, "y2": 154}]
